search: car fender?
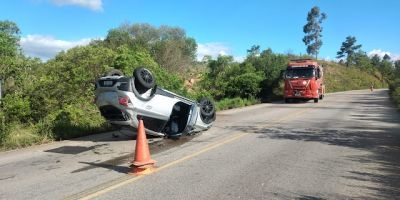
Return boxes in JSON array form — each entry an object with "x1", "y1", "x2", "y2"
[{"x1": 127, "y1": 92, "x2": 180, "y2": 121}]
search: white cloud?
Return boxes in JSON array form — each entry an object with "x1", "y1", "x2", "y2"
[
  {"x1": 196, "y1": 43, "x2": 231, "y2": 61},
  {"x1": 20, "y1": 35, "x2": 93, "y2": 60},
  {"x1": 233, "y1": 56, "x2": 245, "y2": 63},
  {"x1": 51, "y1": 0, "x2": 103, "y2": 11},
  {"x1": 367, "y1": 49, "x2": 400, "y2": 61},
  {"x1": 368, "y1": 49, "x2": 391, "y2": 58}
]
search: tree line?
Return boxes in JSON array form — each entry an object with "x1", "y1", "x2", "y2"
[
  {"x1": 302, "y1": 6, "x2": 398, "y2": 103},
  {"x1": 0, "y1": 6, "x2": 398, "y2": 149},
  {"x1": 0, "y1": 21, "x2": 197, "y2": 148}
]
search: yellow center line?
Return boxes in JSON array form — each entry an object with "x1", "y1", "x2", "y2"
[
  {"x1": 77, "y1": 132, "x2": 248, "y2": 200},
  {"x1": 69, "y1": 106, "x2": 313, "y2": 200}
]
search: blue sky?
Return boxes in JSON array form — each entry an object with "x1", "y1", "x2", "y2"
[{"x1": 1, "y1": 0, "x2": 399, "y2": 61}]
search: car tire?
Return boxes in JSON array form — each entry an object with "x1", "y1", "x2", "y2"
[
  {"x1": 131, "y1": 78, "x2": 157, "y2": 101},
  {"x1": 199, "y1": 98, "x2": 215, "y2": 117},
  {"x1": 314, "y1": 98, "x2": 319, "y2": 103},
  {"x1": 106, "y1": 69, "x2": 124, "y2": 76},
  {"x1": 133, "y1": 67, "x2": 155, "y2": 89}
]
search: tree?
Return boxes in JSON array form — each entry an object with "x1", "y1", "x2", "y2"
[
  {"x1": 371, "y1": 54, "x2": 381, "y2": 67},
  {"x1": 380, "y1": 60, "x2": 394, "y2": 80},
  {"x1": 247, "y1": 45, "x2": 260, "y2": 57},
  {"x1": 395, "y1": 60, "x2": 400, "y2": 72},
  {"x1": 104, "y1": 23, "x2": 197, "y2": 72},
  {"x1": 104, "y1": 28, "x2": 133, "y2": 50},
  {"x1": 0, "y1": 20, "x2": 20, "y2": 57},
  {"x1": 207, "y1": 55, "x2": 234, "y2": 80},
  {"x1": 0, "y1": 20, "x2": 27, "y2": 100},
  {"x1": 383, "y1": 54, "x2": 391, "y2": 61},
  {"x1": 302, "y1": 6, "x2": 327, "y2": 59},
  {"x1": 336, "y1": 36, "x2": 362, "y2": 67},
  {"x1": 353, "y1": 50, "x2": 373, "y2": 71},
  {"x1": 201, "y1": 55, "x2": 264, "y2": 99}
]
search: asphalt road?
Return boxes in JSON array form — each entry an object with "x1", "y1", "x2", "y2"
[{"x1": 1, "y1": 89, "x2": 400, "y2": 200}]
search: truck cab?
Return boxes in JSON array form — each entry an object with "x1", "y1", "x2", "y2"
[{"x1": 283, "y1": 59, "x2": 325, "y2": 103}]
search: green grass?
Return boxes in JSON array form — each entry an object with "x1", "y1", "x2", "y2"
[
  {"x1": 0, "y1": 124, "x2": 49, "y2": 150},
  {"x1": 389, "y1": 79, "x2": 400, "y2": 109},
  {"x1": 216, "y1": 97, "x2": 260, "y2": 111},
  {"x1": 0, "y1": 121, "x2": 114, "y2": 151},
  {"x1": 321, "y1": 61, "x2": 387, "y2": 93}
]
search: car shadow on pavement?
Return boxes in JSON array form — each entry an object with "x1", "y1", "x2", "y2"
[
  {"x1": 45, "y1": 144, "x2": 108, "y2": 154},
  {"x1": 68, "y1": 128, "x2": 164, "y2": 143},
  {"x1": 69, "y1": 135, "x2": 199, "y2": 174},
  {"x1": 73, "y1": 161, "x2": 131, "y2": 174}
]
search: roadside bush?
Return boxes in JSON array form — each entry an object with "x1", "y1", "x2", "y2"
[
  {"x1": 2, "y1": 93, "x2": 31, "y2": 123},
  {"x1": 248, "y1": 50, "x2": 288, "y2": 101},
  {"x1": 200, "y1": 56, "x2": 264, "y2": 100},
  {"x1": 389, "y1": 78, "x2": 400, "y2": 108},
  {"x1": 113, "y1": 45, "x2": 158, "y2": 75},
  {"x1": 187, "y1": 88, "x2": 213, "y2": 102},
  {"x1": 37, "y1": 100, "x2": 109, "y2": 140},
  {"x1": 392, "y1": 87, "x2": 400, "y2": 106},
  {"x1": 0, "y1": 124, "x2": 45, "y2": 150},
  {"x1": 226, "y1": 72, "x2": 264, "y2": 99},
  {"x1": 0, "y1": 111, "x2": 7, "y2": 143},
  {"x1": 216, "y1": 97, "x2": 260, "y2": 111},
  {"x1": 112, "y1": 45, "x2": 186, "y2": 94}
]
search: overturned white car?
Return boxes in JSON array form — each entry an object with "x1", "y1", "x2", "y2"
[{"x1": 94, "y1": 67, "x2": 216, "y2": 137}]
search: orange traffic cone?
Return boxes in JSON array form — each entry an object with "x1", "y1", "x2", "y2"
[{"x1": 130, "y1": 119, "x2": 156, "y2": 175}]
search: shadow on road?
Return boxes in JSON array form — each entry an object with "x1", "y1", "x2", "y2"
[
  {"x1": 224, "y1": 90, "x2": 400, "y2": 199},
  {"x1": 68, "y1": 135, "x2": 198, "y2": 174},
  {"x1": 45, "y1": 144, "x2": 108, "y2": 154},
  {"x1": 72, "y1": 161, "x2": 131, "y2": 174}
]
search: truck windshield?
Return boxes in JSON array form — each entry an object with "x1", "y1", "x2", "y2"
[{"x1": 285, "y1": 67, "x2": 315, "y2": 78}]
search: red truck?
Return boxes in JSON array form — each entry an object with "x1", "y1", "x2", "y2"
[{"x1": 283, "y1": 59, "x2": 325, "y2": 103}]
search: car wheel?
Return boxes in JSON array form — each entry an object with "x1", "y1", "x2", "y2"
[
  {"x1": 106, "y1": 69, "x2": 124, "y2": 76},
  {"x1": 131, "y1": 78, "x2": 157, "y2": 101},
  {"x1": 199, "y1": 98, "x2": 215, "y2": 117},
  {"x1": 133, "y1": 67, "x2": 155, "y2": 89},
  {"x1": 314, "y1": 98, "x2": 319, "y2": 103}
]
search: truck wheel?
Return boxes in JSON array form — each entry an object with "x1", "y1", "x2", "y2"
[
  {"x1": 285, "y1": 98, "x2": 290, "y2": 103},
  {"x1": 314, "y1": 98, "x2": 319, "y2": 103}
]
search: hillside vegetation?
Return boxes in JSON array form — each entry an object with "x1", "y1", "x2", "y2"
[
  {"x1": 0, "y1": 21, "x2": 395, "y2": 150},
  {"x1": 388, "y1": 61, "x2": 400, "y2": 107},
  {"x1": 321, "y1": 61, "x2": 387, "y2": 93}
]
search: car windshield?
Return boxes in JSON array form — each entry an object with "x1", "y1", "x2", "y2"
[{"x1": 285, "y1": 67, "x2": 315, "y2": 78}]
